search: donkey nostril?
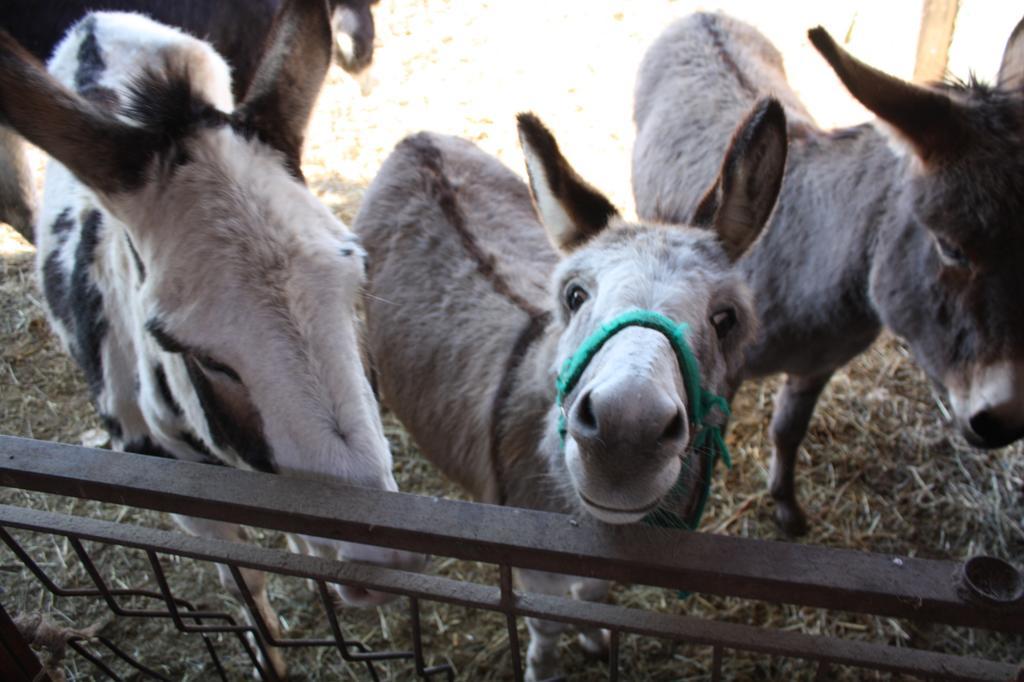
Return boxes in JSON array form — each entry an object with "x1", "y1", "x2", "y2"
[
  {"x1": 969, "y1": 410, "x2": 1000, "y2": 440},
  {"x1": 576, "y1": 390, "x2": 598, "y2": 430},
  {"x1": 661, "y1": 409, "x2": 685, "y2": 442},
  {"x1": 968, "y1": 410, "x2": 1022, "y2": 448}
]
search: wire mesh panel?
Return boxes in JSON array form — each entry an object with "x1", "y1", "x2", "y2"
[{"x1": 0, "y1": 435, "x2": 1021, "y2": 681}]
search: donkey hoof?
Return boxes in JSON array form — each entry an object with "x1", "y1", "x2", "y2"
[{"x1": 773, "y1": 503, "x2": 809, "y2": 538}]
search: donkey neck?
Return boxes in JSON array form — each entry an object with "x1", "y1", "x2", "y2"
[{"x1": 740, "y1": 122, "x2": 908, "y2": 378}]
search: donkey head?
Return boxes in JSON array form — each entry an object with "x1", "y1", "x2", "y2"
[
  {"x1": 518, "y1": 100, "x2": 786, "y2": 524},
  {"x1": 0, "y1": 0, "x2": 423, "y2": 598},
  {"x1": 811, "y1": 23, "x2": 1024, "y2": 449},
  {"x1": 330, "y1": 0, "x2": 379, "y2": 74}
]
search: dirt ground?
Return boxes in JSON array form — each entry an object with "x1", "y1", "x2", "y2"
[{"x1": 1, "y1": 1, "x2": 1022, "y2": 680}]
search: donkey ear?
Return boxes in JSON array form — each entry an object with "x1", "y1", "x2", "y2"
[
  {"x1": 516, "y1": 112, "x2": 618, "y2": 252},
  {"x1": 998, "y1": 17, "x2": 1024, "y2": 90},
  {"x1": 235, "y1": 0, "x2": 333, "y2": 180},
  {"x1": 0, "y1": 31, "x2": 152, "y2": 196},
  {"x1": 808, "y1": 26, "x2": 962, "y2": 164},
  {"x1": 692, "y1": 98, "x2": 787, "y2": 261}
]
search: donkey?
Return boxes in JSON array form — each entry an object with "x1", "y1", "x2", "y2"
[
  {"x1": 0, "y1": 0, "x2": 421, "y2": 674},
  {"x1": 632, "y1": 13, "x2": 1024, "y2": 537},
  {"x1": 0, "y1": 0, "x2": 379, "y2": 243},
  {"x1": 355, "y1": 100, "x2": 786, "y2": 680}
]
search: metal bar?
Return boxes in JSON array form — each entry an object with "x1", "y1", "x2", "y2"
[
  {"x1": 711, "y1": 644, "x2": 722, "y2": 682},
  {"x1": 0, "y1": 600, "x2": 45, "y2": 682},
  {"x1": 408, "y1": 596, "x2": 454, "y2": 679},
  {"x1": 143, "y1": 549, "x2": 272, "y2": 678},
  {"x1": 316, "y1": 581, "x2": 379, "y2": 681},
  {"x1": 4, "y1": 523, "x2": 266, "y2": 678},
  {"x1": 67, "y1": 639, "x2": 122, "y2": 680},
  {"x1": 608, "y1": 629, "x2": 619, "y2": 682},
  {"x1": 513, "y1": 592, "x2": 1016, "y2": 681},
  {"x1": 70, "y1": 537, "x2": 166, "y2": 618},
  {"x1": 500, "y1": 564, "x2": 524, "y2": 682},
  {"x1": 1, "y1": 527, "x2": 232, "y2": 624},
  {"x1": 1, "y1": 505, "x2": 1017, "y2": 681},
  {"x1": 410, "y1": 597, "x2": 426, "y2": 677},
  {"x1": 0, "y1": 638, "x2": 28, "y2": 682},
  {"x1": 314, "y1": 580, "x2": 411, "y2": 668},
  {"x1": 0, "y1": 526, "x2": 98, "y2": 597},
  {"x1": 90, "y1": 636, "x2": 171, "y2": 682},
  {"x1": 0, "y1": 504, "x2": 502, "y2": 610},
  {"x1": 201, "y1": 634, "x2": 229, "y2": 682},
  {"x1": 0, "y1": 640, "x2": 32, "y2": 682},
  {"x1": 1, "y1": 437, "x2": 1019, "y2": 632}
]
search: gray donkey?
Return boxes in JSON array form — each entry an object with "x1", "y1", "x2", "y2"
[
  {"x1": 633, "y1": 13, "x2": 1024, "y2": 537},
  {"x1": 356, "y1": 101, "x2": 786, "y2": 680}
]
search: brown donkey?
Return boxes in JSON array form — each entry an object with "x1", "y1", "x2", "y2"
[
  {"x1": 356, "y1": 103, "x2": 785, "y2": 680},
  {"x1": 634, "y1": 13, "x2": 1024, "y2": 536}
]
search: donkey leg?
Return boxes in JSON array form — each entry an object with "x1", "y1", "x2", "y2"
[
  {"x1": 0, "y1": 127, "x2": 35, "y2": 243},
  {"x1": 284, "y1": 533, "x2": 322, "y2": 595},
  {"x1": 769, "y1": 372, "x2": 833, "y2": 537},
  {"x1": 516, "y1": 568, "x2": 576, "y2": 682},
  {"x1": 571, "y1": 579, "x2": 611, "y2": 658},
  {"x1": 524, "y1": 616, "x2": 568, "y2": 682},
  {"x1": 171, "y1": 515, "x2": 287, "y2": 679}
]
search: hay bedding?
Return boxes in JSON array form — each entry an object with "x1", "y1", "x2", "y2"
[{"x1": 1, "y1": 1, "x2": 1022, "y2": 679}]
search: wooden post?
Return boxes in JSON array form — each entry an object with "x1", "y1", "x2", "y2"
[
  {"x1": 0, "y1": 600, "x2": 46, "y2": 682},
  {"x1": 915, "y1": 0, "x2": 960, "y2": 82}
]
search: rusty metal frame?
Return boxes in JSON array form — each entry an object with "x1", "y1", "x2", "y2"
[{"x1": 0, "y1": 435, "x2": 1021, "y2": 680}]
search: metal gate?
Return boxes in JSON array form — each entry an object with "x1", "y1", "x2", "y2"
[{"x1": 0, "y1": 435, "x2": 1021, "y2": 681}]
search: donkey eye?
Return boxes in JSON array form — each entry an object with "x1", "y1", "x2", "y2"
[
  {"x1": 565, "y1": 284, "x2": 590, "y2": 313},
  {"x1": 711, "y1": 308, "x2": 737, "y2": 339},
  {"x1": 935, "y1": 237, "x2": 969, "y2": 268}
]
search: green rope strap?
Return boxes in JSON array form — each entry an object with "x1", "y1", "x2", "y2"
[{"x1": 555, "y1": 309, "x2": 732, "y2": 532}]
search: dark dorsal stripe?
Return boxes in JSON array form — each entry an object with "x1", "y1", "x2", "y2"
[
  {"x1": 488, "y1": 311, "x2": 552, "y2": 506},
  {"x1": 700, "y1": 13, "x2": 757, "y2": 98},
  {"x1": 405, "y1": 134, "x2": 552, "y2": 505},
  {"x1": 405, "y1": 135, "x2": 547, "y2": 319}
]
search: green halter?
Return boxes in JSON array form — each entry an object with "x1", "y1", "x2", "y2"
[{"x1": 555, "y1": 309, "x2": 732, "y2": 531}]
